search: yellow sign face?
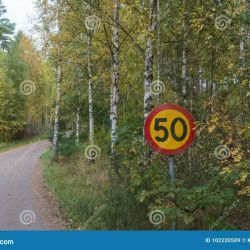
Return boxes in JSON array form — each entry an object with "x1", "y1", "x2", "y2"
[
  {"x1": 149, "y1": 109, "x2": 190, "y2": 150},
  {"x1": 144, "y1": 104, "x2": 195, "y2": 155}
]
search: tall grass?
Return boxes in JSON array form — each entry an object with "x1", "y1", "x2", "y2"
[{"x1": 41, "y1": 150, "x2": 109, "y2": 230}]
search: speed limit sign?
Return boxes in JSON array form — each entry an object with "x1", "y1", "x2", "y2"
[
  {"x1": 144, "y1": 103, "x2": 196, "y2": 155},
  {"x1": 144, "y1": 103, "x2": 195, "y2": 230}
]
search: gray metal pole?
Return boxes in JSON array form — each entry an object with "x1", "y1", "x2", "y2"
[
  {"x1": 169, "y1": 156, "x2": 175, "y2": 188},
  {"x1": 169, "y1": 155, "x2": 176, "y2": 230}
]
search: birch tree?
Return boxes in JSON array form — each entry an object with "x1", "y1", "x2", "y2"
[
  {"x1": 87, "y1": 33, "x2": 94, "y2": 144},
  {"x1": 52, "y1": 0, "x2": 62, "y2": 153},
  {"x1": 181, "y1": 0, "x2": 188, "y2": 107},
  {"x1": 75, "y1": 103, "x2": 80, "y2": 145},
  {"x1": 110, "y1": 0, "x2": 120, "y2": 157},
  {"x1": 52, "y1": 52, "x2": 62, "y2": 152},
  {"x1": 156, "y1": 0, "x2": 161, "y2": 103},
  {"x1": 144, "y1": 0, "x2": 157, "y2": 120},
  {"x1": 239, "y1": 25, "x2": 245, "y2": 123}
]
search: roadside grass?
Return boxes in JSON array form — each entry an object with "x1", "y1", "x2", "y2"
[
  {"x1": 41, "y1": 150, "x2": 109, "y2": 230},
  {"x1": 0, "y1": 135, "x2": 46, "y2": 153}
]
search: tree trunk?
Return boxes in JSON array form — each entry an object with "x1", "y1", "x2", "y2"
[
  {"x1": 144, "y1": 0, "x2": 157, "y2": 120},
  {"x1": 181, "y1": 0, "x2": 188, "y2": 107},
  {"x1": 239, "y1": 26, "x2": 245, "y2": 69},
  {"x1": 239, "y1": 25, "x2": 245, "y2": 123},
  {"x1": 156, "y1": 0, "x2": 161, "y2": 103},
  {"x1": 87, "y1": 35, "x2": 94, "y2": 144},
  {"x1": 52, "y1": 58, "x2": 62, "y2": 153},
  {"x1": 110, "y1": 0, "x2": 120, "y2": 157},
  {"x1": 76, "y1": 106, "x2": 80, "y2": 145},
  {"x1": 52, "y1": 5, "x2": 62, "y2": 153}
]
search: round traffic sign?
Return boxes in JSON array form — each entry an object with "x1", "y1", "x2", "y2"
[{"x1": 144, "y1": 103, "x2": 196, "y2": 155}]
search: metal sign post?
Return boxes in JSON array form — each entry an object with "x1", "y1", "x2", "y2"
[
  {"x1": 169, "y1": 156, "x2": 175, "y2": 188},
  {"x1": 169, "y1": 155, "x2": 176, "y2": 230}
]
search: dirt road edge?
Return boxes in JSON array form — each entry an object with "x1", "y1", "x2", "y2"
[{"x1": 32, "y1": 160, "x2": 68, "y2": 230}]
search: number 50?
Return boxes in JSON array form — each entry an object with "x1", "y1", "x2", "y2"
[{"x1": 154, "y1": 117, "x2": 188, "y2": 142}]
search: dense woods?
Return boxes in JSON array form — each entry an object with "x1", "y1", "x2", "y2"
[{"x1": 0, "y1": 0, "x2": 249, "y2": 230}]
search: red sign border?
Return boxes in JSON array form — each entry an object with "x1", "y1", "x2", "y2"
[{"x1": 144, "y1": 103, "x2": 196, "y2": 155}]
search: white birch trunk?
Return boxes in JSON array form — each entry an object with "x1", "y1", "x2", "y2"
[
  {"x1": 182, "y1": 0, "x2": 188, "y2": 107},
  {"x1": 52, "y1": 4, "x2": 62, "y2": 153},
  {"x1": 156, "y1": 0, "x2": 161, "y2": 103},
  {"x1": 87, "y1": 35, "x2": 94, "y2": 144},
  {"x1": 52, "y1": 58, "x2": 62, "y2": 152},
  {"x1": 76, "y1": 106, "x2": 80, "y2": 145},
  {"x1": 144, "y1": 0, "x2": 157, "y2": 120},
  {"x1": 239, "y1": 25, "x2": 245, "y2": 122},
  {"x1": 239, "y1": 26, "x2": 245, "y2": 68},
  {"x1": 110, "y1": 0, "x2": 120, "y2": 156}
]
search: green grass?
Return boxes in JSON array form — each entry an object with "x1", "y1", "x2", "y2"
[
  {"x1": 0, "y1": 135, "x2": 46, "y2": 153},
  {"x1": 41, "y1": 150, "x2": 109, "y2": 230}
]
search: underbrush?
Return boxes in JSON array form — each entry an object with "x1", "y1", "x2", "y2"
[
  {"x1": 41, "y1": 149, "x2": 109, "y2": 230},
  {"x1": 41, "y1": 147, "x2": 151, "y2": 230}
]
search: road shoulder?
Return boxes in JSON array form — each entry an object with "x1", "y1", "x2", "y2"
[{"x1": 32, "y1": 160, "x2": 68, "y2": 230}]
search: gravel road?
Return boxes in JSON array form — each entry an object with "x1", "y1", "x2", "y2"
[{"x1": 0, "y1": 141, "x2": 66, "y2": 230}]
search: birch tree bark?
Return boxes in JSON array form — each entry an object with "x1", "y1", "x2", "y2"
[
  {"x1": 239, "y1": 26, "x2": 245, "y2": 69},
  {"x1": 110, "y1": 0, "x2": 120, "y2": 157},
  {"x1": 75, "y1": 106, "x2": 80, "y2": 145},
  {"x1": 52, "y1": 58, "x2": 62, "y2": 152},
  {"x1": 87, "y1": 34, "x2": 94, "y2": 144},
  {"x1": 181, "y1": 0, "x2": 188, "y2": 107},
  {"x1": 239, "y1": 25, "x2": 245, "y2": 123},
  {"x1": 144, "y1": 0, "x2": 157, "y2": 120},
  {"x1": 210, "y1": 25, "x2": 216, "y2": 114},
  {"x1": 156, "y1": 0, "x2": 161, "y2": 103},
  {"x1": 52, "y1": 1, "x2": 62, "y2": 153}
]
